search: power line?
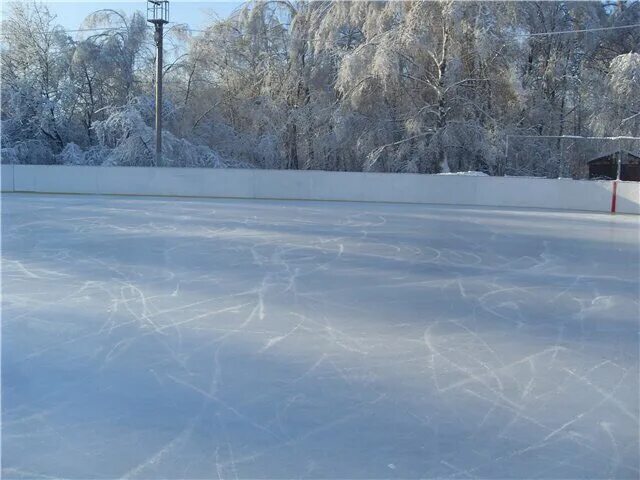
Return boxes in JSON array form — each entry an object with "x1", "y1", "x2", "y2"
[
  {"x1": 518, "y1": 23, "x2": 640, "y2": 37},
  {"x1": 507, "y1": 135, "x2": 640, "y2": 140},
  {"x1": 180, "y1": 23, "x2": 640, "y2": 42},
  {"x1": 62, "y1": 26, "x2": 156, "y2": 33},
  {"x1": 181, "y1": 23, "x2": 640, "y2": 37},
  {"x1": 0, "y1": 27, "x2": 115, "y2": 37},
  {"x1": 3, "y1": 20, "x2": 637, "y2": 38}
]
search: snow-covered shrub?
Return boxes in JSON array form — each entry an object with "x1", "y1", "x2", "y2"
[
  {"x1": 253, "y1": 135, "x2": 280, "y2": 169},
  {"x1": 1, "y1": 140, "x2": 56, "y2": 165},
  {"x1": 55, "y1": 143, "x2": 106, "y2": 166},
  {"x1": 163, "y1": 136, "x2": 225, "y2": 168},
  {"x1": 91, "y1": 99, "x2": 246, "y2": 168},
  {"x1": 1, "y1": 147, "x2": 19, "y2": 165},
  {"x1": 93, "y1": 102, "x2": 155, "y2": 166},
  {"x1": 83, "y1": 146, "x2": 111, "y2": 166},
  {"x1": 57, "y1": 143, "x2": 85, "y2": 165}
]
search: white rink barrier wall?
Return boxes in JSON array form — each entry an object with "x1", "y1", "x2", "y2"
[
  {"x1": 1, "y1": 164, "x2": 638, "y2": 214},
  {"x1": 1, "y1": 164, "x2": 14, "y2": 192}
]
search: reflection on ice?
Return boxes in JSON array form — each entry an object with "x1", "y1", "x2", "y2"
[{"x1": 2, "y1": 194, "x2": 639, "y2": 478}]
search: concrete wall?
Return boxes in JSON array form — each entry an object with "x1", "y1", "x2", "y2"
[{"x1": 3, "y1": 165, "x2": 638, "y2": 214}]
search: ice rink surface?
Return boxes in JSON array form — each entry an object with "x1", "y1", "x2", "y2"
[{"x1": 2, "y1": 193, "x2": 639, "y2": 479}]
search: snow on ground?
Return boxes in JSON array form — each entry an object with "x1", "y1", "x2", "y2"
[
  {"x1": 436, "y1": 171, "x2": 489, "y2": 176},
  {"x1": 2, "y1": 193, "x2": 638, "y2": 479}
]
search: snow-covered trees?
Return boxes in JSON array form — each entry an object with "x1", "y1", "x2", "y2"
[
  {"x1": 591, "y1": 53, "x2": 640, "y2": 136},
  {"x1": 1, "y1": 1, "x2": 73, "y2": 157},
  {"x1": 331, "y1": 1, "x2": 519, "y2": 173},
  {"x1": 67, "y1": 9, "x2": 150, "y2": 144},
  {"x1": 1, "y1": 0, "x2": 639, "y2": 176}
]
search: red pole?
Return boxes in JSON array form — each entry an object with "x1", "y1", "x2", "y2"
[{"x1": 611, "y1": 180, "x2": 617, "y2": 214}]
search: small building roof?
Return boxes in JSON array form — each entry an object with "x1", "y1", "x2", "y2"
[{"x1": 587, "y1": 150, "x2": 640, "y2": 164}]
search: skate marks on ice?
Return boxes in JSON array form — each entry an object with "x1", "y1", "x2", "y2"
[{"x1": 2, "y1": 194, "x2": 639, "y2": 478}]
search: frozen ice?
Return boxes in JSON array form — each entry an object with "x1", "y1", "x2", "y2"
[{"x1": 2, "y1": 193, "x2": 639, "y2": 479}]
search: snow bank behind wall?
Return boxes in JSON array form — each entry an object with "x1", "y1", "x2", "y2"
[{"x1": 5, "y1": 165, "x2": 639, "y2": 214}]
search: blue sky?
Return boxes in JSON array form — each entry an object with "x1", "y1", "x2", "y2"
[{"x1": 18, "y1": 1, "x2": 244, "y2": 31}]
